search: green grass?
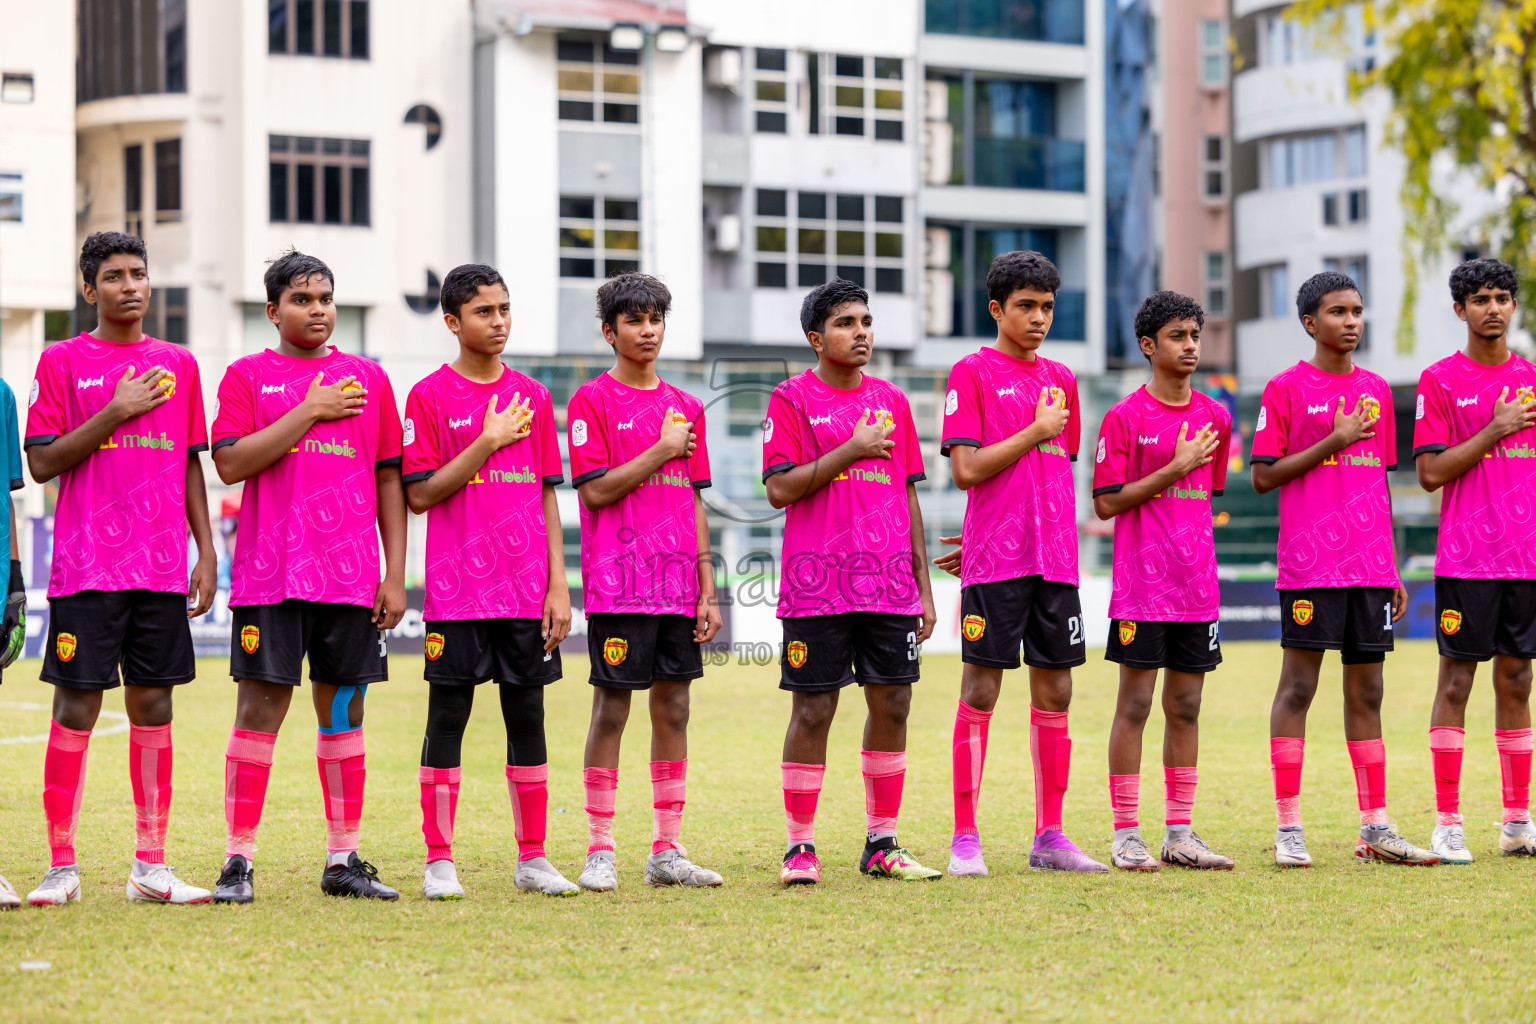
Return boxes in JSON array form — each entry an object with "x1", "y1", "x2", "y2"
[{"x1": 0, "y1": 642, "x2": 1532, "y2": 1022}]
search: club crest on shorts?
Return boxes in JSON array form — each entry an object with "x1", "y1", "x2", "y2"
[
  {"x1": 603, "y1": 637, "x2": 628, "y2": 666},
  {"x1": 1440, "y1": 609, "x2": 1463, "y2": 635},
  {"x1": 962, "y1": 614, "x2": 985, "y2": 642},
  {"x1": 1291, "y1": 599, "x2": 1314, "y2": 626},
  {"x1": 425, "y1": 632, "x2": 445, "y2": 660},
  {"x1": 55, "y1": 632, "x2": 76, "y2": 662},
  {"x1": 787, "y1": 640, "x2": 808, "y2": 668},
  {"x1": 240, "y1": 625, "x2": 260, "y2": 654},
  {"x1": 1119, "y1": 620, "x2": 1137, "y2": 645}
]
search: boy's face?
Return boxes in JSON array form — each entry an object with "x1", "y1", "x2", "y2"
[
  {"x1": 447, "y1": 283, "x2": 511, "y2": 356},
  {"x1": 266, "y1": 272, "x2": 336, "y2": 349},
  {"x1": 85, "y1": 253, "x2": 149, "y2": 324},
  {"x1": 1303, "y1": 288, "x2": 1363, "y2": 353},
  {"x1": 1140, "y1": 318, "x2": 1201, "y2": 376},
  {"x1": 991, "y1": 287, "x2": 1054, "y2": 351},
  {"x1": 1456, "y1": 283, "x2": 1517, "y2": 341},
  {"x1": 602, "y1": 307, "x2": 665, "y2": 363},
  {"x1": 809, "y1": 300, "x2": 873, "y2": 367}
]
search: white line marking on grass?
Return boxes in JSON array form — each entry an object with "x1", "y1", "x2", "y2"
[{"x1": 0, "y1": 702, "x2": 130, "y2": 745}]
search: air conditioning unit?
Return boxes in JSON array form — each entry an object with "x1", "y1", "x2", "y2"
[
  {"x1": 712, "y1": 212, "x2": 742, "y2": 253},
  {"x1": 923, "y1": 269, "x2": 954, "y2": 337},
  {"x1": 925, "y1": 227, "x2": 951, "y2": 269},
  {"x1": 704, "y1": 47, "x2": 744, "y2": 91},
  {"x1": 922, "y1": 121, "x2": 953, "y2": 186}
]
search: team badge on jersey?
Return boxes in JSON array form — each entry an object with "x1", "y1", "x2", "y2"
[
  {"x1": 763, "y1": 416, "x2": 774, "y2": 444},
  {"x1": 603, "y1": 637, "x2": 628, "y2": 665},
  {"x1": 1048, "y1": 386, "x2": 1068, "y2": 409},
  {"x1": 1119, "y1": 620, "x2": 1137, "y2": 645},
  {"x1": 342, "y1": 380, "x2": 363, "y2": 392},
  {"x1": 1360, "y1": 395, "x2": 1380, "y2": 420},
  {"x1": 240, "y1": 625, "x2": 260, "y2": 654},
  {"x1": 55, "y1": 632, "x2": 76, "y2": 662},
  {"x1": 1096, "y1": 437, "x2": 1106, "y2": 463},
  {"x1": 962, "y1": 615, "x2": 986, "y2": 642},
  {"x1": 787, "y1": 640, "x2": 808, "y2": 668},
  {"x1": 161, "y1": 370, "x2": 176, "y2": 398},
  {"x1": 1415, "y1": 394, "x2": 1425, "y2": 420},
  {"x1": 874, "y1": 409, "x2": 895, "y2": 430},
  {"x1": 1292, "y1": 600, "x2": 1314, "y2": 626},
  {"x1": 945, "y1": 389, "x2": 958, "y2": 415},
  {"x1": 1440, "y1": 609, "x2": 1463, "y2": 635},
  {"x1": 425, "y1": 632, "x2": 445, "y2": 660},
  {"x1": 1520, "y1": 387, "x2": 1536, "y2": 406}
]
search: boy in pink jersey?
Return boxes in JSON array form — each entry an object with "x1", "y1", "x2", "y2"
[
  {"x1": 1252, "y1": 271, "x2": 1436, "y2": 867},
  {"x1": 404, "y1": 264, "x2": 577, "y2": 899},
  {"x1": 208, "y1": 251, "x2": 407, "y2": 903},
  {"x1": 1094, "y1": 292, "x2": 1234, "y2": 872},
  {"x1": 24, "y1": 233, "x2": 216, "y2": 907},
  {"x1": 1413, "y1": 258, "x2": 1536, "y2": 862},
  {"x1": 567, "y1": 273, "x2": 723, "y2": 892},
  {"x1": 766, "y1": 278, "x2": 940, "y2": 886},
  {"x1": 938, "y1": 251, "x2": 1104, "y2": 876}
]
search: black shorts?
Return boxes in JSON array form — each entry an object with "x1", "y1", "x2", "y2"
[
  {"x1": 423, "y1": 618, "x2": 562, "y2": 686},
  {"x1": 586, "y1": 613, "x2": 702, "y2": 689},
  {"x1": 41, "y1": 590, "x2": 195, "y2": 690},
  {"x1": 1104, "y1": 619, "x2": 1222, "y2": 673},
  {"x1": 230, "y1": 600, "x2": 388, "y2": 686},
  {"x1": 1435, "y1": 577, "x2": 1536, "y2": 662},
  {"x1": 779, "y1": 612, "x2": 921, "y2": 693},
  {"x1": 1279, "y1": 587, "x2": 1394, "y2": 664},
  {"x1": 960, "y1": 576, "x2": 1086, "y2": 671}
]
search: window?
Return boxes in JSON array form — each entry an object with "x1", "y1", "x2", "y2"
[
  {"x1": 924, "y1": 0, "x2": 1084, "y2": 45},
  {"x1": 1, "y1": 73, "x2": 34, "y2": 103},
  {"x1": 558, "y1": 195, "x2": 640, "y2": 279},
  {"x1": 0, "y1": 172, "x2": 22, "y2": 222},
  {"x1": 269, "y1": 135, "x2": 371, "y2": 226},
  {"x1": 154, "y1": 139, "x2": 181, "y2": 222},
  {"x1": 124, "y1": 144, "x2": 143, "y2": 234},
  {"x1": 146, "y1": 286, "x2": 188, "y2": 346},
  {"x1": 1266, "y1": 131, "x2": 1365, "y2": 188},
  {"x1": 1323, "y1": 256, "x2": 1369, "y2": 301},
  {"x1": 932, "y1": 224, "x2": 1085, "y2": 340},
  {"x1": 557, "y1": 36, "x2": 639, "y2": 126},
  {"x1": 1199, "y1": 19, "x2": 1225, "y2": 86},
  {"x1": 1322, "y1": 187, "x2": 1368, "y2": 226},
  {"x1": 1262, "y1": 8, "x2": 1369, "y2": 68},
  {"x1": 1343, "y1": 126, "x2": 1368, "y2": 178},
  {"x1": 943, "y1": 74, "x2": 1085, "y2": 192},
  {"x1": 754, "y1": 48, "x2": 788, "y2": 133},
  {"x1": 1262, "y1": 264, "x2": 1290, "y2": 320},
  {"x1": 753, "y1": 189, "x2": 906, "y2": 292},
  {"x1": 269, "y1": 0, "x2": 368, "y2": 58},
  {"x1": 1202, "y1": 134, "x2": 1226, "y2": 199},
  {"x1": 78, "y1": 0, "x2": 188, "y2": 101},
  {"x1": 1204, "y1": 251, "x2": 1228, "y2": 315}
]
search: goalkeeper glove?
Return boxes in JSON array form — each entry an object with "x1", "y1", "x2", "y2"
[{"x1": 0, "y1": 560, "x2": 24, "y2": 671}]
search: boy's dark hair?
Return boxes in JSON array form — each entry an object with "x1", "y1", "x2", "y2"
[
  {"x1": 1134, "y1": 291, "x2": 1205, "y2": 358},
  {"x1": 800, "y1": 277, "x2": 868, "y2": 337},
  {"x1": 264, "y1": 249, "x2": 335, "y2": 304},
  {"x1": 79, "y1": 231, "x2": 147, "y2": 287},
  {"x1": 1295, "y1": 271, "x2": 1360, "y2": 324},
  {"x1": 596, "y1": 272, "x2": 671, "y2": 330},
  {"x1": 441, "y1": 263, "x2": 507, "y2": 320},
  {"x1": 1450, "y1": 258, "x2": 1518, "y2": 306},
  {"x1": 986, "y1": 250, "x2": 1060, "y2": 305}
]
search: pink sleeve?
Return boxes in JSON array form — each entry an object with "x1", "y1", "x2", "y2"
[
  {"x1": 184, "y1": 357, "x2": 209, "y2": 452},
  {"x1": 940, "y1": 359, "x2": 982, "y2": 455},
  {"x1": 1091, "y1": 405, "x2": 1131, "y2": 494},
  {"x1": 568, "y1": 388, "x2": 609, "y2": 486},
  {"x1": 1411, "y1": 367, "x2": 1451, "y2": 456},
  {"x1": 23, "y1": 349, "x2": 69, "y2": 444},
  {"x1": 537, "y1": 390, "x2": 563, "y2": 484},
  {"x1": 689, "y1": 404, "x2": 712, "y2": 487},
  {"x1": 1378, "y1": 385, "x2": 1398, "y2": 471},
  {"x1": 899, "y1": 393, "x2": 925, "y2": 483},
  {"x1": 1064, "y1": 371, "x2": 1082, "y2": 461},
  {"x1": 762, "y1": 389, "x2": 805, "y2": 479},
  {"x1": 1250, "y1": 378, "x2": 1289, "y2": 462},
  {"x1": 1211, "y1": 405, "x2": 1232, "y2": 495},
  {"x1": 211, "y1": 362, "x2": 254, "y2": 446},
  {"x1": 373, "y1": 368, "x2": 403, "y2": 467},
  {"x1": 401, "y1": 384, "x2": 439, "y2": 482}
]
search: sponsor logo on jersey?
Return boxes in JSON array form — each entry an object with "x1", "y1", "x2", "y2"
[
  {"x1": 1096, "y1": 437, "x2": 1106, "y2": 463},
  {"x1": 1138, "y1": 434, "x2": 1159, "y2": 445},
  {"x1": 1119, "y1": 620, "x2": 1137, "y2": 645},
  {"x1": 962, "y1": 615, "x2": 985, "y2": 642},
  {"x1": 1416, "y1": 394, "x2": 1425, "y2": 420},
  {"x1": 945, "y1": 389, "x2": 958, "y2": 415},
  {"x1": 240, "y1": 625, "x2": 260, "y2": 654},
  {"x1": 449, "y1": 416, "x2": 473, "y2": 430},
  {"x1": 55, "y1": 632, "x2": 76, "y2": 662},
  {"x1": 29, "y1": 379, "x2": 39, "y2": 407},
  {"x1": 995, "y1": 386, "x2": 1017, "y2": 398},
  {"x1": 763, "y1": 416, "x2": 774, "y2": 444},
  {"x1": 1292, "y1": 599, "x2": 1314, "y2": 626},
  {"x1": 76, "y1": 376, "x2": 104, "y2": 390},
  {"x1": 572, "y1": 419, "x2": 588, "y2": 447},
  {"x1": 1307, "y1": 403, "x2": 1330, "y2": 415},
  {"x1": 261, "y1": 384, "x2": 286, "y2": 395},
  {"x1": 808, "y1": 415, "x2": 833, "y2": 427},
  {"x1": 615, "y1": 419, "x2": 635, "y2": 431},
  {"x1": 603, "y1": 637, "x2": 628, "y2": 665},
  {"x1": 1456, "y1": 396, "x2": 1479, "y2": 408},
  {"x1": 787, "y1": 640, "x2": 808, "y2": 668},
  {"x1": 1440, "y1": 609, "x2": 1463, "y2": 635},
  {"x1": 403, "y1": 418, "x2": 416, "y2": 446},
  {"x1": 425, "y1": 632, "x2": 445, "y2": 660}
]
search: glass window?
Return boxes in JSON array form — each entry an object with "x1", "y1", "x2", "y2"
[
  {"x1": 1264, "y1": 265, "x2": 1290, "y2": 319},
  {"x1": 875, "y1": 267, "x2": 903, "y2": 293},
  {"x1": 1344, "y1": 126, "x2": 1368, "y2": 178},
  {"x1": 757, "y1": 262, "x2": 787, "y2": 288},
  {"x1": 757, "y1": 226, "x2": 788, "y2": 252},
  {"x1": 798, "y1": 192, "x2": 827, "y2": 220},
  {"x1": 1201, "y1": 19, "x2": 1222, "y2": 49},
  {"x1": 756, "y1": 189, "x2": 788, "y2": 217},
  {"x1": 0, "y1": 172, "x2": 22, "y2": 222},
  {"x1": 124, "y1": 144, "x2": 143, "y2": 216},
  {"x1": 755, "y1": 48, "x2": 787, "y2": 72},
  {"x1": 834, "y1": 54, "x2": 863, "y2": 78},
  {"x1": 269, "y1": 134, "x2": 370, "y2": 226},
  {"x1": 835, "y1": 194, "x2": 864, "y2": 221},
  {"x1": 78, "y1": 0, "x2": 193, "y2": 100},
  {"x1": 874, "y1": 195, "x2": 903, "y2": 223},
  {"x1": 154, "y1": 139, "x2": 181, "y2": 220},
  {"x1": 924, "y1": 0, "x2": 1084, "y2": 44},
  {"x1": 836, "y1": 230, "x2": 865, "y2": 257},
  {"x1": 1205, "y1": 252, "x2": 1225, "y2": 281},
  {"x1": 558, "y1": 34, "x2": 639, "y2": 125},
  {"x1": 797, "y1": 229, "x2": 826, "y2": 255},
  {"x1": 559, "y1": 194, "x2": 641, "y2": 279},
  {"x1": 755, "y1": 49, "x2": 790, "y2": 134},
  {"x1": 268, "y1": 0, "x2": 368, "y2": 58}
]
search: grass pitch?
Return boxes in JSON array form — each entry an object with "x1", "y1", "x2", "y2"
[{"x1": 0, "y1": 642, "x2": 1532, "y2": 1022}]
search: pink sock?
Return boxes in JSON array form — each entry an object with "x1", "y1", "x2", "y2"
[
  {"x1": 1429, "y1": 726, "x2": 1465, "y2": 826},
  {"x1": 782, "y1": 762, "x2": 825, "y2": 847},
  {"x1": 507, "y1": 764, "x2": 549, "y2": 861},
  {"x1": 1496, "y1": 728, "x2": 1534, "y2": 823},
  {"x1": 224, "y1": 729, "x2": 275, "y2": 862},
  {"x1": 1109, "y1": 773, "x2": 1139, "y2": 830},
  {"x1": 129, "y1": 723, "x2": 172, "y2": 864},
  {"x1": 1164, "y1": 765, "x2": 1197, "y2": 827},
  {"x1": 650, "y1": 760, "x2": 687, "y2": 855},
  {"x1": 1030, "y1": 707, "x2": 1070, "y2": 835},
  {"x1": 1347, "y1": 738, "x2": 1388, "y2": 826},
  {"x1": 419, "y1": 765, "x2": 460, "y2": 863},
  {"x1": 861, "y1": 749, "x2": 906, "y2": 837},
  {"x1": 1270, "y1": 736, "x2": 1304, "y2": 829},
  {"x1": 583, "y1": 766, "x2": 618, "y2": 854},
  {"x1": 952, "y1": 699, "x2": 992, "y2": 835},
  {"x1": 316, "y1": 729, "x2": 366, "y2": 854},
  {"x1": 43, "y1": 721, "x2": 91, "y2": 867}
]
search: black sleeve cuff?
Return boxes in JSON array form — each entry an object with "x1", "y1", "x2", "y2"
[
  {"x1": 8, "y1": 478, "x2": 21, "y2": 492},
  {"x1": 375, "y1": 456, "x2": 403, "y2": 470},
  {"x1": 1386, "y1": 463, "x2": 1398, "y2": 472},
  {"x1": 401, "y1": 469, "x2": 435, "y2": 484},
  {"x1": 1092, "y1": 483, "x2": 1124, "y2": 496},
  {"x1": 187, "y1": 442, "x2": 209, "y2": 455},
  {"x1": 940, "y1": 437, "x2": 980, "y2": 457},
  {"x1": 542, "y1": 474, "x2": 564, "y2": 486},
  {"x1": 762, "y1": 462, "x2": 796, "y2": 482},
  {"x1": 572, "y1": 467, "x2": 608, "y2": 487},
  {"x1": 23, "y1": 434, "x2": 58, "y2": 448},
  {"x1": 1069, "y1": 454, "x2": 1077, "y2": 463},
  {"x1": 1212, "y1": 489, "x2": 1225, "y2": 497},
  {"x1": 211, "y1": 436, "x2": 241, "y2": 451},
  {"x1": 1249, "y1": 454, "x2": 1279, "y2": 465},
  {"x1": 906, "y1": 472, "x2": 926, "y2": 484},
  {"x1": 1411, "y1": 444, "x2": 1448, "y2": 457},
  {"x1": 692, "y1": 478, "x2": 712, "y2": 489}
]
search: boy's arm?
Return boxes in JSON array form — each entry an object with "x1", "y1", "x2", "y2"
[
  {"x1": 540, "y1": 484, "x2": 571, "y2": 652},
  {"x1": 765, "y1": 408, "x2": 893, "y2": 508},
  {"x1": 576, "y1": 410, "x2": 693, "y2": 510},
  {"x1": 1251, "y1": 395, "x2": 1376, "y2": 494},
  {"x1": 949, "y1": 387, "x2": 1070, "y2": 490},
  {"x1": 908, "y1": 483, "x2": 935, "y2": 643},
  {"x1": 405, "y1": 395, "x2": 532, "y2": 513},
  {"x1": 692, "y1": 489, "x2": 720, "y2": 643},
  {"x1": 1095, "y1": 422, "x2": 1220, "y2": 519},
  {"x1": 184, "y1": 455, "x2": 217, "y2": 617},
  {"x1": 1416, "y1": 386, "x2": 1536, "y2": 491},
  {"x1": 28, "y1": 366, "x2": 171, "y2": 483},
  {"x1": 212, "y1": 372, "x2": 366, "y2": 484},
  {"x1": 372, "y1": 464, "x2": 407, "y2": 630}
]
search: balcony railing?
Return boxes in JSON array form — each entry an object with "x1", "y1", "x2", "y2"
[
  {"x1": 925, "y1": 0, "x2": 1084, "y2": 45},
  {"x1": 960, "y1": 135, "x2": 1085, "y2": 192}
]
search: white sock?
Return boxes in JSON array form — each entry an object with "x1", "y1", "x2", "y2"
[{"x1": 327, "y1": 851, "x2": 352, "y2": 867}]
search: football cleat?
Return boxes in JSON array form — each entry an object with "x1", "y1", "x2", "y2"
[
  {"x1": 0, "y1": 875, "x2": 19, "y2": 910},
  {"x1": 1499, "y1": 820, "x2": 1536, "y2": 856},
  {"x1": 423, "y1": 859, "x2": 464, "y2": 900},
  {"x1": 515, "y1": 857, "x2": 579, "y2": 896},
  {"x1": 1029, "y1": 830, "x2": 1109, "y2": 873},
  {"x1": 1354, "y1": 827, "x2": 1440, "y2": 866},
  {"x1": 1160, "y1": 830, "x2": 1234, "y2": 870},
  {"x1": 126, "y1": 861, "x2": 212, "y2": 904},
  {"x1": 645, "y1": 846, "x2": 723, "y2": 888},
  {"x1": 1110, "y1": 829, "x2": 1159, "y2": 872},
  {"x1": 780, "y1": 844, "x2": 822, "y2": 885},
  {"x1": 28, "y1": 865, "x2": 81, "y2": 906},
  {"x1": 578, "y1": 850, "x2": 618, "y2": 892},
  {"x1": 320, "y1": 854, "x2": 400, "y2": 900},
  {"x1": 1431, "y1": 823, "x2": 1474, "y2": 864},
  {"x1": 212, "y1": 855, "x2": 254, "y2": 904},
  {"x1": 860, "y1": 843, "x2": 942, "y2": 881},
  {"x1": 1273, "y1": 828, "x2": 1312, "y2": 868},
  {"x1": 947, "y1": 833, "x2": 989, "y2": 877}
]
